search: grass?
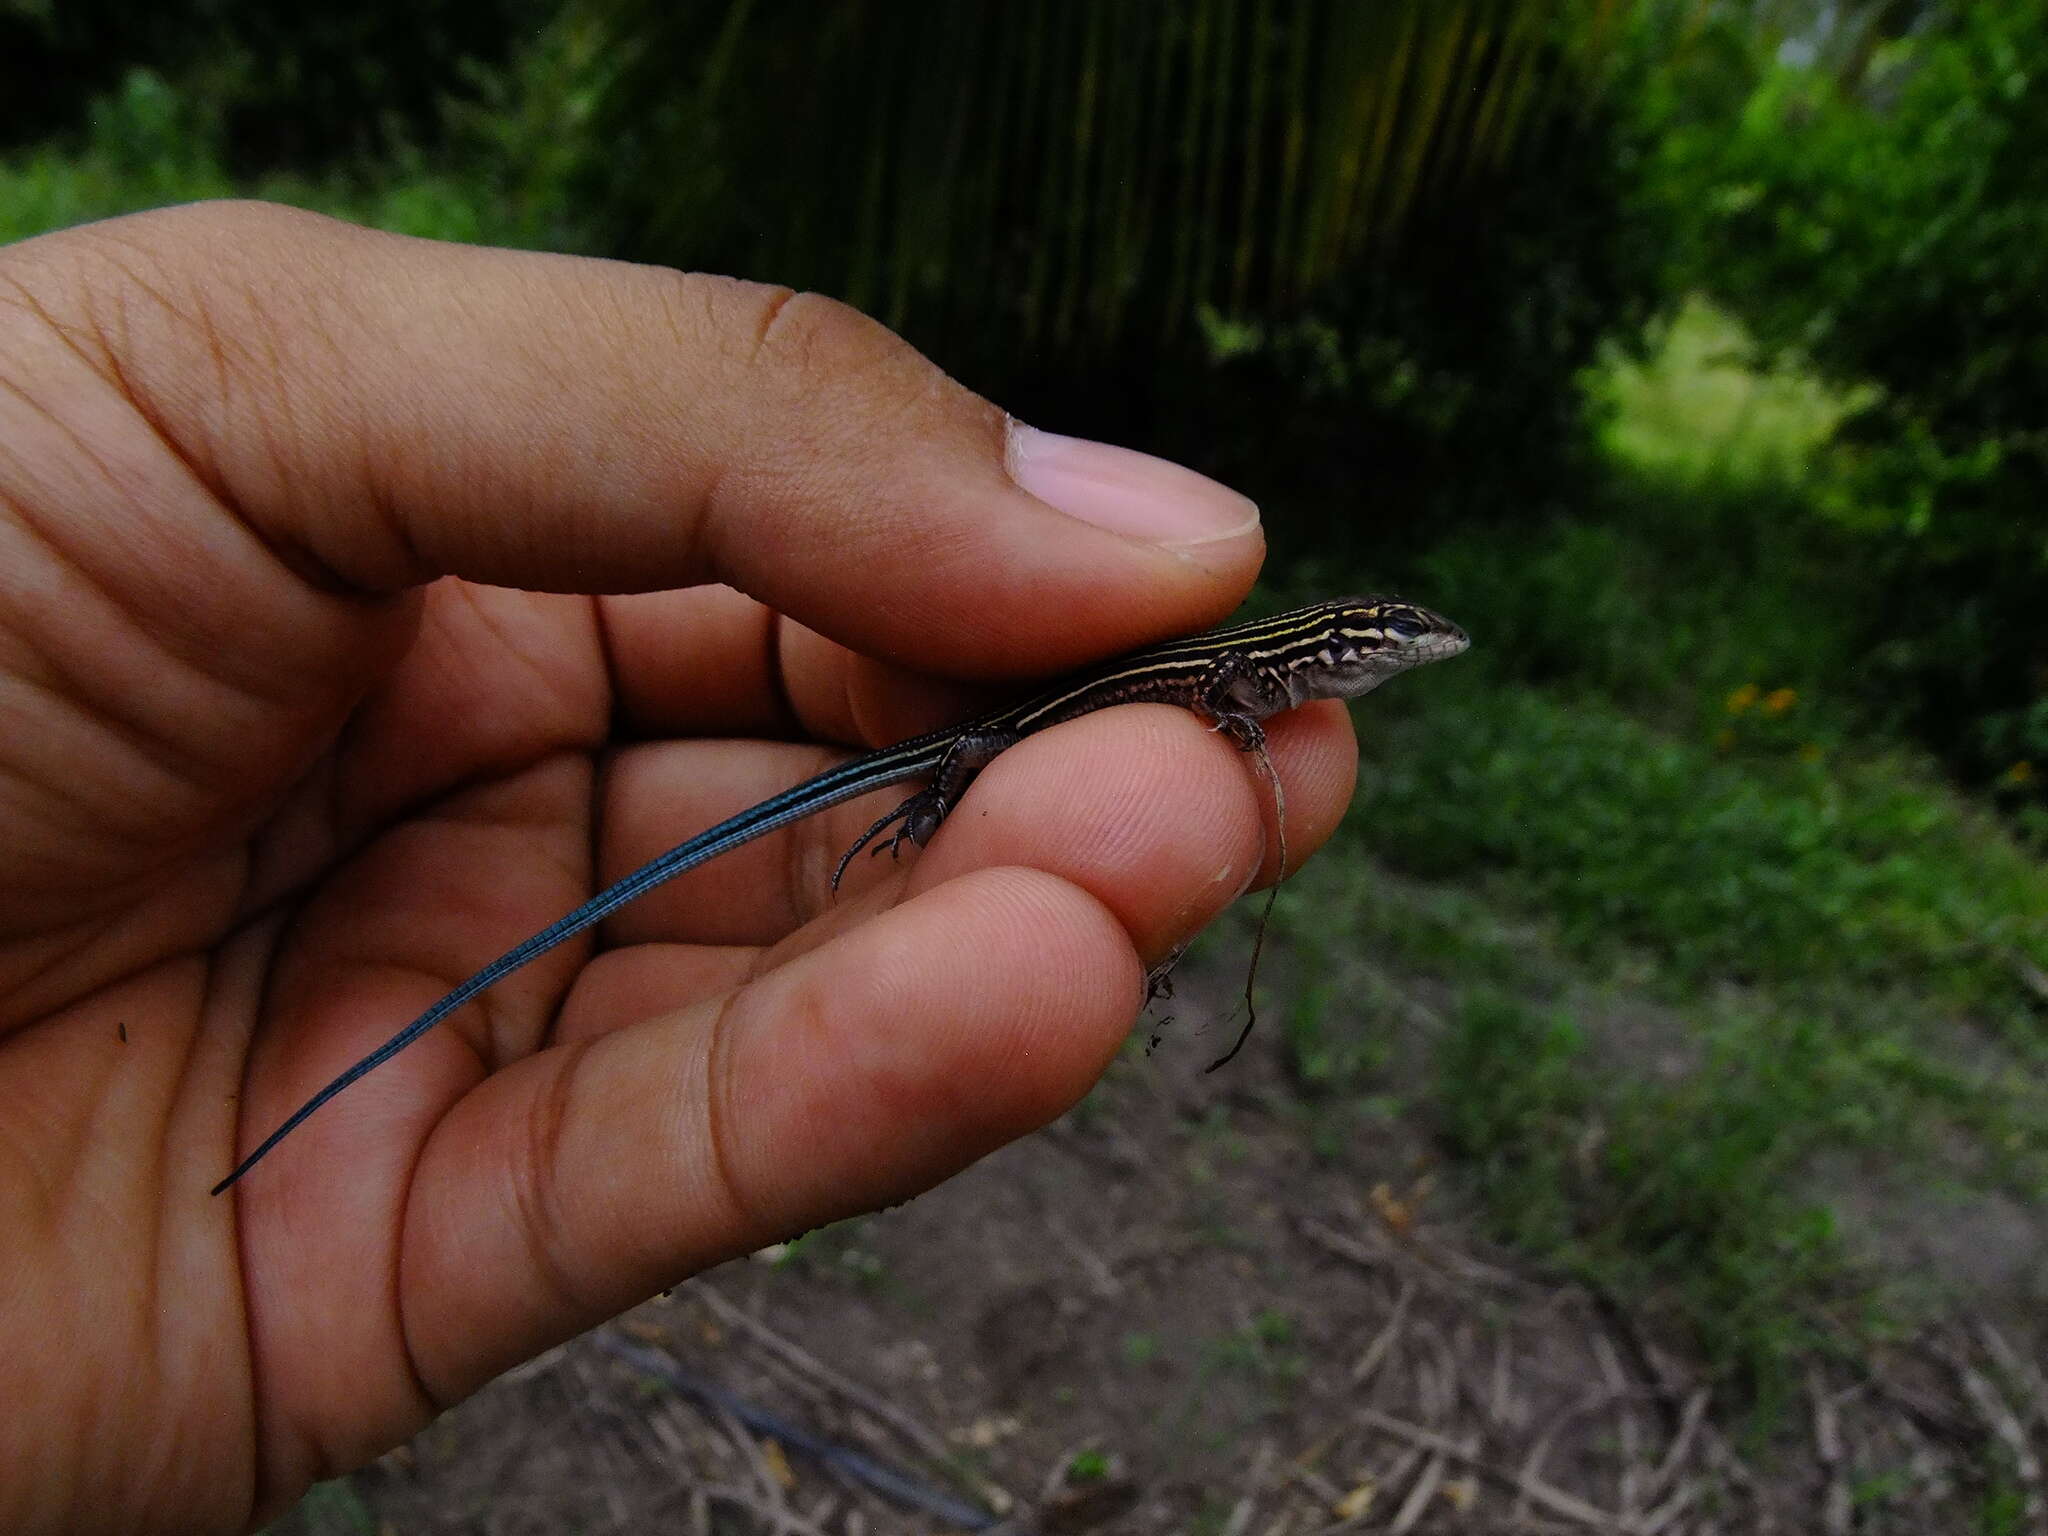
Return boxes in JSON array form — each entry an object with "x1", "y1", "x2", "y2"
[
  {"x1": 1368, "y1": 678, "x2": 2048, "y2": 1010},
  {"x1": 1262, "y1": 302, "x2": 2048, "y2": 1408},
  {"x1": 1197, "y1": 1310, "x2": 1307, "y2": 1392},
  {"x1": 1271, "y1": 820, "x2": 2045, "y2": 1402}
]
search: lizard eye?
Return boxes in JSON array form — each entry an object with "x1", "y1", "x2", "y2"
[{"x1": 1382, "y1": 609, "x2": 1428, "y2": 641}]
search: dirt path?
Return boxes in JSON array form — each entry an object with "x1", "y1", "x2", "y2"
[{"x1": 274, "y1": 975, "x2": 2042, "y2": 1535}]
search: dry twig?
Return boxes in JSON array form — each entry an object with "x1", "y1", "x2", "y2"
[
  {"x1": 599, "y1": 1333, "x2": 999, "y2": 1530},
  {"x1": 1359, "y1": 1405, "x2": 1643, "y2": 1534},
  {"x1": 1386, "y1": 1449, "x2": 1447, "y2": 1536},
  {"x1": 689, "y1": 1282, "x2": 963, "y2": 1472},
  {"x1": 1976, "y1": 1319, "x2": 2048, "y2": 1435},
  {"x1": 1220, "y1": 1441, "x2": 1277, "y2": 1536},
  {"x1": 1642, "y1": 1388, "x2": 1711, "y2": 1506},
  {"x1": 1352, "y1": 1279, "x2": 1416, "y2": 1386},
  {"x1": 1804, "y1": 1367, "x2": 1854, "y2": 1536},
  {"x1": 1958, "y1": 1359, "x2": 2044, "y2": 1526}
]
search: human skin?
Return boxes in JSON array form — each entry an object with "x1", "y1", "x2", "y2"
[{"x1": 0, "y1": 201, "x2": 1361, "y2": 1533}]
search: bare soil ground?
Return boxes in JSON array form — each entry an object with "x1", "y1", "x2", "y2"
[{"x1": 273, "y1": 959, "x2": 2047, "y2": 1536}]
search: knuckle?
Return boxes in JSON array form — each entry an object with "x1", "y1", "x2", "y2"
[
  {"x1": 645, "y1": 272, "x2": 994, "y2": 458},
  {"x1": 739, "y1": 286, "x2": 960, "y2": 431},
  {"x1": 510, "y1": 1056, "x2": 599, "y2": 1314},
  {"x1": 746, "y1": 287, "x2": 889, "y2": 372}
]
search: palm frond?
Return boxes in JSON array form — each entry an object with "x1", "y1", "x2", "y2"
[{"x1": 594, "y1": 0, "x2": 1618, "y2": 353}]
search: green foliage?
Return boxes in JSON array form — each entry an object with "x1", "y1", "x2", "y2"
[
  {"x1": 1282, "y1": 980, "x2": 1394, "y2": 1098},
  {"x1": 0, "y1": 56, "x2": 604, "y2": 253},
  {"x1": 1065, "y1": 1448, "x2": 1113, "y2": 1483},
  {"x1": 1, "y1": 0, "x2": 547, "y2": 168},
  {"x1": 1348, "y1": 304, "x2": 2048, "y2": 1010},
  {"x1": 1648, "y1": 0, "x2": 2048, "y2": 787},
  {"x1": 0, "y1": 72, "x2": 239, "y2": 242},
  {"x1": 1434, "y1": 991, "x2": 1590, "y2": 1253},
  {"x1": 446, "y1": 11, "x2": 614, "y2": 239},
  {"x1": 1183, "y1": 66, "x2": 1663, "y2": 539},
  {"x1": 1199, "y1": 1310, "x2": 1306, "y2": 1388},
  {"x1": 1406, "y1": 490, "x2": 1862, "y2": 724},
  {"x1": 1591, "y1": 296, "x2": 1868, "y2": 491},
  {"x1": 1368, "y1": 675, "x2": 2048, "y2": 1005},
  {"x1": 1978, "y1": 1478, "x2": 2032, "y2": 1536}
]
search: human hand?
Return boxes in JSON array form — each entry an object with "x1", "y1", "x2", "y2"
[{"x1": 0, "y1": 202, "x2": 1360, "y2": 1533}]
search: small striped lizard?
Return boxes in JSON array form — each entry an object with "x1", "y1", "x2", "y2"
[{"x1": 213, "y1": 595, "x2": 1468, "y2": 1192}]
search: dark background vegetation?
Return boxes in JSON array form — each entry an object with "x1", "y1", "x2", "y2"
[{"x1": 6, "y1": 1, "x2": 2044, "y2": 1530}]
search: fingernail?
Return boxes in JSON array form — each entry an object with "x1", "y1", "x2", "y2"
[{"x1": 1006, "y1": 423, "x2": 1260, "y2": 548}]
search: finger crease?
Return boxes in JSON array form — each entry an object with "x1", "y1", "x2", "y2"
[
  {"x1": 758, "y1": 606, "x2": 804, "y2": 741},
  {"x1": 700, "y1": 983, "x2": 767, "y2": 1243},
  {"x1": 744, "y1": 287, "x2": 802, "y2": 368},
  {"x1": 512, "y1": 1036, "x2": 602, "y2": 1318}
]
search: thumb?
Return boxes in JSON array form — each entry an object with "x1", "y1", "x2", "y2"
[{"x1": 9, "y1": 200, "x2": 1264, "y2": 681}]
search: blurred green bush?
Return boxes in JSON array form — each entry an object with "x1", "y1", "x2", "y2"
[
  {"x1": 0, "y1": 0, "x2": 546, "y2": 167},
  {"x1": 584, "y1": 0, "x2": 1666, "y2": 543},
  {"x1": 1651, "y1": 0, "x2": 2048, "y2": 790}
]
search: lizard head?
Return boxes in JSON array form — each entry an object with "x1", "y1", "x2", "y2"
[{"x1": 1283, "y1": 595, "x2": 1470, "y2": 704}]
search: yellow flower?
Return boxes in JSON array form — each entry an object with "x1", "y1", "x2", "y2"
[
  {"x1": 2001, "y1": 760, "x2": 2035, "y2": 787},
  {"x1": 1763, "y1": 687, "x2": 1798, "y2": 715},
  {"x1": 1725, "y1": 683, "x2": 1761, "y2": 715}
]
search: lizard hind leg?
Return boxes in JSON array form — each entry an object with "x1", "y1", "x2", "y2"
[
  {"x1": 830, "y1": 789, "x2": 947, "y2": 892},
  {"x1": 828, "y1": 729, "x2": 1010, "y2": 894}
]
